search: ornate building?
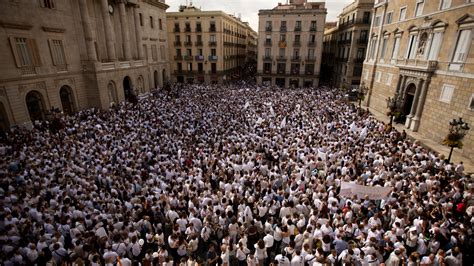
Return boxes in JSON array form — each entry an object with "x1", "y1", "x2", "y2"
[
  {"x1": 322, "y1": 0, "x2": 374, "y2": 88},
  {"x1": 363, "y1": 0, "x2": 474, "y2": 158},
  {"x1": 256, "y1": 0, "x2": 327, "y2": 88},
  {"x1": 0, "y1": 0, "x2": 169, "y2": 130},
  {"x1": 166, "y1": 4, "x2": 256, "y2": 84}
]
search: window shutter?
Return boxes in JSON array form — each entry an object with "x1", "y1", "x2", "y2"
[
  {"x1": 9, "y1": 37, "x2": 22, "y2": 67},
  {"x1": 48, "y1": 39, "x2": 57, "y2": 65},
  {"x1": 28, "y1": 38, "x2": 42, "y2": 66}
]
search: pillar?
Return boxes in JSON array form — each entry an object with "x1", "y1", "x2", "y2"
[
  {"x1": 395, "y1": 74, "x2": 403, "y2": 94},
  {"x1": 134, "y1": 6, "x2": 143, "y2": 60},
  {"x1": 118, "y1": 0, "x2": 132, "y2": 61},
  {"x1": 405, "y1": 78, "x2": 423, "y2": 128},
  {"x1": 410, "y1": 79, "x2": 430, "y2": 131},
  {"x1": 78, "y1": 0, "x2": 97, "y2": 61},
  {"x1": 100, "y1": 0, "x2": 116, "y2": 61}
]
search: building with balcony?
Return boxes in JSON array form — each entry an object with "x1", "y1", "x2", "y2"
[
  {"x1": 256, "y1": 0, "x2": 327, "y2": 88},
  {"x1": 321, "y1": 0, "x2": 374, "y2": 88},
  {"x1": 167, "y1": 4, "x2": 256, "y2": 84},
  {"x1": 0, "y1": 0, "x2": 170, "y2": 130},
  {"x1": 362, "y1": 0, "x2": 474, "y2": 159}
]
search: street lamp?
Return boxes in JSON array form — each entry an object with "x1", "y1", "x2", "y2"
[
  {"x1": 443, "y1": 117, "x2": 470, "y2": 163},
  {"x1": 357, "y1": 82, "x2": 368, "y2": 108},
  {"x1": 386, "y1": 92, "x2": 402, "y2": 127}
]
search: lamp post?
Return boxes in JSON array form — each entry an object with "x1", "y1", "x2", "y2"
[
  {"x1": 386, "y1": 92, "x2": 402, "y2": 127},
  {"x1": 443, "y1": 117, "x2": 470, "y2": 163},
  {"x1": 357, "y1": 82, "x2": 368, "y2": 108}
]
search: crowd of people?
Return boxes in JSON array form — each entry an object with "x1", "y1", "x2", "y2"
[{"x1": 0, "y1": 83, "x2": 472, "y2": 266}]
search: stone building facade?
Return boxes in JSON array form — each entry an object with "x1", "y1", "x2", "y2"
[
  {"x1": 322, "y1": 0, "x2": 374, "y2": 88},
  {"x1": 362, "y1": 0, "x2": 474, "y2": 158},
  {"x1": 0, "y1": 0, "x2": 169, "y2": 130},
  {"x1": 166, "y1": 5, "x2": 256, "y2": 84},
  {"x1": 256, "y1": 0, "x2": 327, "y2": 88}
]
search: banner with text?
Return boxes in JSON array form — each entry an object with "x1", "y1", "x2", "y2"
[{"x1": 340, "y1": 182, "x2": 393, "y2": 200}]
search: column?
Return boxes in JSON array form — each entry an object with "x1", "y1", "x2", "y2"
[
  {"x1": 405, "y1": 78, "x2": 423, "y2": 128},
  {"x1": 134, "y1": 6, "x2": 143, "y2": 60},
  {"x1": 410, "y1": 79, "x2": 430, "y2": 131},
  {"x1": 395, "y1": 74, "x2": 403, "y2": 94},
  {"x1": 100, "y1": 0, "x2": 116, "y2": 61},
  {"x1": 118, "y1": 0, "x2": 132, "y2": 61},
  {"x1": 79, "y1": 0, "x2": 97, "y2": 61}
]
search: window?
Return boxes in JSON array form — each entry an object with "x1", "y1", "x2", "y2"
[
  {"x1": 380, "y1": 37, "x2": 388, "y2": 59},
  {"x1": 279, "y1": 48, "x2": 285, "y2": 57},
  {"x1": 177, "y1": 63, "x2": 182, "y2": 71},
  {"x1": 277, "y1": 63, "x2": 285, "y2": 73},
  {"x1": 210, "y1": 35, "x2": 216, "y2": 42},
  {"x1": 9, "y1": 37, "x2": 41, "y2": 68},
  {"x1": 440, "y1": 0, "x2": 451, "y2": 10},
  {"x1": 439, "y1": 84, "x2": 454, "y2": 103},
  {"x1": 186, "y1": 48, "x2": 192, "y2": 56},
  {"x1": 160, "y1": 45, "x2": 165, "y2": 60},
  {"x1": 308, "y1": 48, "x2": 315, "y2": 58},
  {"x1": 176, "y1": 49, "x2": 181, "y2": 56},
  {"x1": 263, "y1": 63, "x2": 271, "y2": 73},
  {"x1": 374, "y1": 16, "x2": 381, "y2": 26},
  {"x1": 469, "y1": 94, "x2": 474, "y2": 110},
  {"x1": 391, "y1": 37, "x2": 401, "y2": 60},
  {"x1": 295, "y1": 21, "x2": 301, "y2": 30},
  {"x1": 139, "y1": 13, "x2": 143, "y2": 26},
  {"x1": 265, "y1": 21, "x2": 272, "y2": 31},
  {"x1": 305, "y1": 64, "x2": 314, "y2": 74},
  {"x1": 211, "y1": 63, "x2": 216, "y2": 73},
  {"x1": 294, "y1": 34, "x2": 301, "y2": 43},
  {"x1": 174, "y1": 23, "x2": 180, "y2": 32},
  {"x1": 353, "y1": 66, "x2": 362, "y2": 76},
  {"x1": 309, "y1": 34, "x2": 316, "y2": 43},
  {"x1": 159, "y1": 19, "x2": 162, "y2": 30},
  {"x1": 399, "y1": 7, "x2": 407, "y2": 21},
  {"x1": 143, "y1": 44, "x2": 147, "y2": 60},
  {"x1": 40, "y1": 0, "x2": 55, "y2": 9},
  {"x1": 196, "y1": 22, "x2": 202, "y2": 32},
  {"x1": 375, "y1": 71, "x2": 381, "y2": 82},
  {"x1": 386, "y1": 73, "x2": 393, "y2": 85},
  {"x1": 210, "y1": 22, "x2": 216, "y2": 32},
  {"x1": 150, "y1": 16, "x2": 154, "y2": 28},
  {"x1": 406, "y1": 34, "x2": 418, "y2": 59},
  {"x1": 369, "y1": 37, "x2": 377, "y2": 59},
  {"x1": 427, "y1": 31, "x2": 443, "y2": 60},
  {"x1": 48, "y1": 39, "x2": 66, "y2": 65},
  {"x1": 211, "y1": 49, "x2": 216, "y2": 56},
  {"x1": 449, "y1": 29, "x2": 472, "y2": 70},
  {"x1": 360, "y1": 30, "x2": 368, "y2": 41},
  {"x1": 415, "y1": 1, "x2": 424, "y2": 17},
  {"x1": 386, "y1": 12, "x2": 393, "y2": 24},
  {"x1": 265, "y1": 48, "x2": 271, "y2": 56},
  {"x1": 310, "y1": 21, "x2": 317, "y2": 31},
  {"x1": 357, "y1": 48, "x2": 365, "y2": 59},
  {"x1": 151, "y1": 44, "x2": 157, "y2": 61},
  {"x1": 280, "y1": 34, "x2": 286, "y2": 42},
  {"x1": 363, "y1": 12, "x2": 371, "y2": 23},
  {"x1": 291, "y1": 63, "x2": 300, "y2": 74}
]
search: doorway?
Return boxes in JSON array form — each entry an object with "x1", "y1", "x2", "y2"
[
  {"x1": 0, "y1": 102, "x2": 10, "y2": 131},
  {"x1": 60, "y1": 86, "x2": 75, "y2": 115},
  {"x1": 26, "y1": 91, "x2": 45, "y2": 121},
  {"x1": 154, "y1": 70, "x2": 159, "y2": 88},
  {"x1": 123, "y1": 76, "x2": 132, "y2": 101},
  {"x1": 401, "y1": 83, "x2": 416, "y2": 123}
]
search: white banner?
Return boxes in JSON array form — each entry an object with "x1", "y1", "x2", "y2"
[{"x1": 340, "y1": 182, "x2": 393, "y2": 200}]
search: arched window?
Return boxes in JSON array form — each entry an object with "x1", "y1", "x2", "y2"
[{"x1": 108, "y1": 81, "x2": 118, "y2": 105}]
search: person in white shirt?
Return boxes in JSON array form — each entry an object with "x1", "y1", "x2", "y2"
[
  {"x1": 236, "y1": 242, "x2": 250, "y2": 266},
  {"x1": 275, "y1": 251, "x2": 291, "y2": 266}
]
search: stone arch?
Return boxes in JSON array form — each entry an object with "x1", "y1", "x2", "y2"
[
  {"x1": 108, "y1": 81, "x2": 118, "y2": 105},
  {"x1": 25, "y1": 90, "x2": 46, "y2": 121},
  {"x1": 0, "y1": 100, "x2": 10, "y2": 131},
  {"x1": 59, "y1": 85, "x2": 75, "y2": 115}
]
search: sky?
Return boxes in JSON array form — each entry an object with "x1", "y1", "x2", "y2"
[{"x1": 166, "y1": 0, "x2": 353, "y2": 31}]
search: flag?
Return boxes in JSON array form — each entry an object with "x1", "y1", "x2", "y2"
[{"x1": 280, "y1": 116, "x2": 287, "y2": 128}]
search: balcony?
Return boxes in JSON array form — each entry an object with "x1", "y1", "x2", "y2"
[
  {"x1": 265, "y1": 26, "x2": 272, "y2": 32},
  {"x1": 174, "y1": 55, "x2": 183, "y2": 60},
  {"x1": 209, "y1": 41, "x2": 217, "y2": 46},
  {"x1": 174, "y1": 27, "x2": 180, "y2": 32},
  {"x1": 280, "y1": 27, "x2": 287, "y2": 32},
  {"x1": 294, "y1": 26, "x2": 301, "y2": 32},
  {"x1": 338, "y1": 39, "x2": 352, "y2": 45},
  {"x1": 195, "y1": 41, "x2": 203, "y2": 46},
  {"x1": 195, "y1": 55, "x2": 204, "y2": 61},
  {"x1": 173, "y1": 41, "x2": 182, "y2": 46},
  {"x1": 304, "y1": 71, "x2": 314, "y2": 76},
  {"x1": 183, "y1": 55, "x2": 193, "y2": 61},
  {"x1": 307, "y1": 41, "x2": 316, "y2": 47},
  {"x1": 184, "y1": 70, "x2": 196, "y2": 75},
  {"x1": 184, "y1": 41, "x2": 192, "y2": 46},
  {"x1": 291, "y1": 56, "x2": 301, "y2": 61},
  {"x1": 262, "y1": 55, "x2": 272, "y2": 61},
  {"x1": 196, "y1": 27, "x2": 202, "y2": 32},
  {"x1": 293, "y1": 40, "x2": 301, "y2": 46},
  {"x1": 264, "y1": 40, "x2": 272, "y2": 46},
  {"x1": 276, "y1": 55, "x2": 287, "y2": 61},
  {"x1": 395, "y1": 58, "x2": 438, "y2": 72},
  {"x1": 309, "y1": 26, "x2": 317, "y2": 32},
  {"x1": 306, "y1": 56, "x2": 316, "y2": 62},
  {"x1": 263, "y1": 69, "x2": 272, "y2": 74},
  {"x1": 208, "y1": 55, "x2": 218, "y2": 61},
  {"x1": 277, "y1": 69, "x2": 286, "y2": 74},
  {"x1": 209, "y1": 26, "x2": 216, "y2": 32},
  {"x1": 20, "y1": 66, "x2": 37, "y2": 75}
]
